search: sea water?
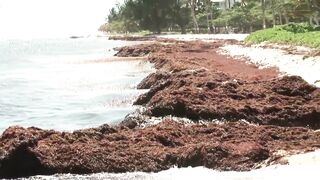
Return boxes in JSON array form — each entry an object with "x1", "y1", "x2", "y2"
[{"x1": 0, "y1": 37, "x2": 153, "y2": 133}]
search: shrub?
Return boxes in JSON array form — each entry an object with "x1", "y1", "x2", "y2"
[
  {"x1": 275, "y1": 23, "x2": 318, "y2": 33},
  {"x1": 245, "y1": 23, "x2": 320, "y2": 49}
]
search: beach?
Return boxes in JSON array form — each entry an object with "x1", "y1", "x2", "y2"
[{"x1": 0, "y1": 35, "x2": 320, "y2": 179}]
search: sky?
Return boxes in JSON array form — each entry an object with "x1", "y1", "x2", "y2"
[{"x1": 0, "y1": 0, "x2": 122, "y2": 38}]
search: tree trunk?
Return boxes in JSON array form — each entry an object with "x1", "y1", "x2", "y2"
[
  {"x1": 284, "y1": 13, "x2": 289, "y2": 24},
  {"x1": 180, "y1": 25, "x2": 187, "y2": 34},
  {"x1": 311, "y1": 0, "x2": 320, "y2": 11},
  {"x1": 272, "y1": 12, "x2": 276, "y2": 27},
  {"x1": 271, "y1": 0, "x2": 276, "y2": 27},
  {"x1": 261, "y1": 0, "x2": 266, "y2": 29},
  {"x1": 315, "y1": 17, "x2": 319, "y2": 26},
  {"x1": 209, "y1": 1, "x2": 214, "y2": 33},
  {"x1": 281, "y1": 1, "x2": 289, "y2": 24},
  {"x1": 306, "y1": 0, "x2": 314, "y2": 25},
  {"x1": 205, "y1": 0, "x2": 211, "y2": 33},
  {"x1": 190, "y1": 0, "x2": 199, "y2": 33},
  {"x1": 206, "y1": 14, "x2": 210, "y2": 33},
  {"x1": 156, "y1": 23, "x2": 161, "y2": 34},
  {"x1": 241, "y1": 0, "x2": 246, "y2": 6}
]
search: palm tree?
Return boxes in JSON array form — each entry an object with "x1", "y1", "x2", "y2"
[
  {"x1": 189, "y1": 0, "x2": 199, "y2": 33},
  {"x1": 261, "y1": 0, "x2": 266, "y2": 28}
]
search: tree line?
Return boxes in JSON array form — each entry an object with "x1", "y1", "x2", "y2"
[{"x1": 99, "y1": 0, "x2": 320, "y2": 34}]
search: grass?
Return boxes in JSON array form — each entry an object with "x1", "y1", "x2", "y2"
[{"x1": 245, "y1": 24, "x2": 320, "y2": 49}]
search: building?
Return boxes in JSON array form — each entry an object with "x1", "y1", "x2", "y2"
[{"x1": 211, "y1": 0, "x2": 242, "y2": 10}]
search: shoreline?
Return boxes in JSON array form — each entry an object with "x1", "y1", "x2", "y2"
[
  {"x1": 1, "y1": 37, "x2": 320, "y2": 178},
  {"x1": 74, "y1": 56, "x2": 149, "y2": 64},
  {"x1": 220, "y1": 43, "x2": 320, "y2": 87}
]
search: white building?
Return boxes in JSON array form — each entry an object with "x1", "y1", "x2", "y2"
[{"x1": 211, "y1": 0, "x2": 242, "y2": 10}]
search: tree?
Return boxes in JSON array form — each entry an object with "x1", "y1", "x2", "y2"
[
  {"x1": 134, "y1": 0, "x2": 173, "y2": 34},
  {"x1": 190, "y1": 0, "x2": 200, "y2": 33},
  {"x1": 171, "y1": 0, "x2": 191, "y2": 34},
  {"x1": 102, "y1": 0, "x2": 319, "y2": 34},
  {"x1": 203, "y1": 0, "x2": 217, "y2": 33},
  {"x1": 261, "y1": 0, "x2": 266, "y2": 28}
]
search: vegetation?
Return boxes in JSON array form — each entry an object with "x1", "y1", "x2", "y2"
[
  {"x1": 100, "y1": 0, "x2": 320, "y2": 34},
  {"x1": 245, "y1": 23, "x2": 320, "y2": 48}
]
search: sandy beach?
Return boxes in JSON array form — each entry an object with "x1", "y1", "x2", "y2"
[{"x1": 0, "y1": 36, "x2": 320, "y2": 178}]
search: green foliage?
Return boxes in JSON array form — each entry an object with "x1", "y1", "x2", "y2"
[
  {"x1": 133, "y1": 0, "x2": 174, "y2": 34},
  {"x1": 275, "y1": 23, "x2": 319, "y2": 33},
  {"x1": 104, "y1": 0, "x2": 192, "y2": 34},
  {"x1": 104, "y1": 20, "x2": 140, "y2": 33},
  {"x1": 196, "y1": 2, "x2": 220, "y2": 27},
  {"x1": 171, "y1": 0, "x2": 191, "y2": 34},
  {"x1": 212, "y1": 1, "x2": 272, "y2": 32},
  {"x1": 102, "y1": 0, "x2": 320, "y2": 34},
  {"x1": 108, "y1": 21, "x2": 126, "y2": 33},
  {"x1": 245, "y1": 24, "x2": 320, "y2": 49}
]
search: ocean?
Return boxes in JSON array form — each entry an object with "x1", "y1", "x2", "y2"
[{"x1": 0, "y1": 37, "x2": 153, "y2": 133}]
